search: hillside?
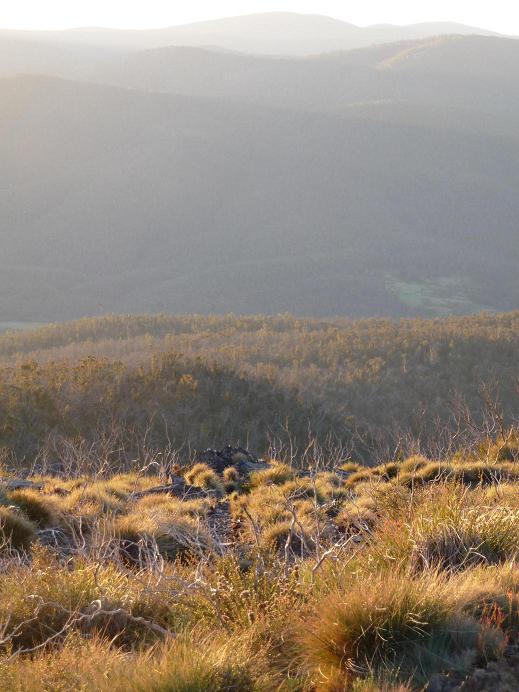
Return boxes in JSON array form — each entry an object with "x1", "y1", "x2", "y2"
[
  {"x1": 2, "y1": 40, "x2": 519, "y2": 321},
  {"x1": 2, "y1": 312, "x2": 519, "y2": 465}
]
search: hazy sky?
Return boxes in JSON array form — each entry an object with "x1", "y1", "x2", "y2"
[{"x1": 2, "y1": 0, "x2": 518, "y2": 34}]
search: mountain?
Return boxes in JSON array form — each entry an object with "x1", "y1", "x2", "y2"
[
  {"x1": 0, "y1": 12, "x2": 502, "y2": 57},
  {"x1": 2, "y1": 45, "x2": 519, "y2": 321}
]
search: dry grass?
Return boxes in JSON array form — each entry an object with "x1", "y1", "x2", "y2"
[{"x1": 0, "y1": 441, "x2": 517, "y2": 690}]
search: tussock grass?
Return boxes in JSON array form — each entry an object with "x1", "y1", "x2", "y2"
[
  {"x1": 184, "y1": 463, "x2": 225, "y2": 497},
  {"x1": 7, "y1": 489, "x2": 61, "y2": 527},
  {"x1": 411, "y1": 505, "x2": 519, "y2": 572},
  {"x1": 301, "y1": 569, "x2": 482, "y2": 686},
  {"x1": 0, "y1": 547, "x2": 172, "y2": 652},
  {"x1": 0, "y1": 506, "x2": 35, "y2": 550},
  {"x1": 0, "y1": 631, "x2": 273, "y2": 692},
  {"x1": 249, "y1": 462, "x2": 295, "y2": 488},
  {"x1": 65, "y1": 485, "x2": 126, "y2": 516},
  {"x1": 115, "y1": 509, "x2": 214, "y2": 562}
]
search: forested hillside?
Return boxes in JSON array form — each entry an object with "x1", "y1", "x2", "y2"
[{"x1": 2, "y1": 312, "x2": 519, "y2": 467}]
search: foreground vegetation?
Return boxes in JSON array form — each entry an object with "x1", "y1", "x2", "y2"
[{"x1": 0, "y1": 436, "x2": 517, "y2": 690}]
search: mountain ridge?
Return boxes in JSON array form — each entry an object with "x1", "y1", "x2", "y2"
[{"x1": 0, "y1": 11, "x2": 505, "y2": 56}]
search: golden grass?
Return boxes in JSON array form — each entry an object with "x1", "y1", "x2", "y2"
[{"x1": 0, "y1": 446, "x2": 517, "y2": 689}]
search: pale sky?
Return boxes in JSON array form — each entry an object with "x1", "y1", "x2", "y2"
[{"x1": 2, "y1": 0, "x2": 518, "y2": 35}]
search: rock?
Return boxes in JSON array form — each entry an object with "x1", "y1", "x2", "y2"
[{"x1": 195, "y1": 446, "x2": 268, "y2": 475}]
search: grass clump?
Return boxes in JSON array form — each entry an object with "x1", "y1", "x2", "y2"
[
  {"x1": 7, "y1": 489, "x2": 61, "y2": 527},
  {"x1": 412, "y1": 505, "x2": 519, "y2": 572},
  {"x1": 184, "y1": 463, "x2": 224, "y2": 497},
  {"x1": 0, "y1": 506, "x2": 36, "y2": 550},
  {"x1": 115, "y1": 510, "x2": 213, "y2": 563},
  {"x1": 301, "y1": 570, "x2": 481, "y2": 686},
  {"x1": 223, "y1": 466, "x2": 240, "y2": 493},
  {"x1": 65, "y1": 485, "x2": 125, "y2": 517},
  {"x1": 0, "y1": 631, "x2": 272, "y2": 692},
  {"x1": 249, "y1": 463, "x2": 295, "y2": 488}
]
